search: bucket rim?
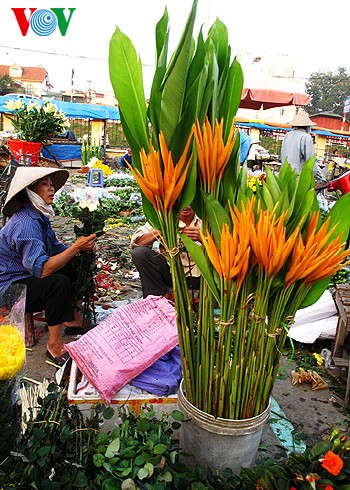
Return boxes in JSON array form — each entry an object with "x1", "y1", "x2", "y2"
[{"x1": 178, "y1": 379, "x2": 270, "y2": 435}]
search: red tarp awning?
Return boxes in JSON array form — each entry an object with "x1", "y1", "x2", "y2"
[{"x1": 239, "y1": 69, "x2": 310, "y2": 110}]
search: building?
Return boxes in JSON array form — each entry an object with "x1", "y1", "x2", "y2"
[
  {"x1": 236, "y1": 52, "x2": 307, "y2": 124},
  {"x1": 0, "y1": 64, "x2": 52, "y2": 97},
  {"x1": 310, "y1": 112, "x2": 350, "y2": 132}
]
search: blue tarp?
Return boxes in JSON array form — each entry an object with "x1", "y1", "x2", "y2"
[
  {"x1": 42, "y1": 144, "x2": 82, "y2": 161},
  {"x1": 0, "y1": 95, "x2": 120, "y2": 121},
  {"x1": 236, "y1": 121, "x2": 350, "y2": 140}
]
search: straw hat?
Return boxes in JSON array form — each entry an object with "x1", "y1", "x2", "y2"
[
  {"x1": 289, "y1": 110, "x2": 315, "y2": 127},
  {"x1": 3, "y1": 166, "x2": 69, "y2": 216}
]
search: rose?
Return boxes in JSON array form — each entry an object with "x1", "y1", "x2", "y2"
[
  {"x1": 78, "y1": 198, "x2": 99, "y2": 212},
  {"x1": 321, "y1": 450, "x2": 344, "y2": 476}
]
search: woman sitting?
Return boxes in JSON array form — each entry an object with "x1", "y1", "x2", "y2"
[{"x1": 0, "y1": 167, "x2": 96, "y2": 366}]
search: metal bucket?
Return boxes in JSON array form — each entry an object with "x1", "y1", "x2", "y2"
[{"x1": 177, "y1": 380, "x2": 270, "y2": 474}]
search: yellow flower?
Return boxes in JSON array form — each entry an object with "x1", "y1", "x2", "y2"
[
  {"x1": 92, "y1": 160, "x2": 113, "y2": 176},
  {"x1": 313, "y1": 352, "x2": 324, "y2": 365},
  {"x1": 0, "y1": 325, "x2": 26, "y2": 380}
]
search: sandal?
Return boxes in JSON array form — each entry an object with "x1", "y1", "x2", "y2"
[{"x1": 46, "y1": 350, "x2": 71, "y2": 367}]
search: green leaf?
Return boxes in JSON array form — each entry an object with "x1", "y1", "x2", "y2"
[
  {"x1": 220, "y1": 58, "x2": 244, "y2": 140},
  {"x1": 180, "y1": 233, "x2": 220, "y2": 302},
  {"x1": 121, "y1": 479, "x2": 137, "y2": 490},
  {"x1": 144, "y1": 462, "x2": 154, "y2": 477},
  {"x1": 105, "y1": 437, "x2": 120, "y2": 458},
  {"x1": 73, "y1": 470, "x2": 89, "y2": 488},
  {"x1": 170, "y1": 409, "x2": 185, "y2": 421},
  {"x1": 153, "y1": 443, "x2": 167, "y2": 455},
  {"x1": 138, "y1": 466, "x2": 150, "y2": 480},
  {"x1": 327, "y1": 191, "x2": 350, "y2": 243},
  {"x1": 159, "y1": 0, "x2": 198, "y2": 150},
  {"x1": 300, "y1": 277, "x2": 330, "y2": 308},
  {"x1": 109, "y1": 26, "x2": 150, "y2": 156},
  {"x1": 158, "y1": 471, "x2": 173, "y2": 482},
  {"x1": 93, "y1": 453, "x2": 106, "y2": 467},
  {"x1": 149, "y1": 9, "x2": 169, "y2": 150},
  {"x1": 201, "y1": 191, "x2": 231, "y2": 243}
]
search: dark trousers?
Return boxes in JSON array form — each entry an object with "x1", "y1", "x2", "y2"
[
  {"x1": 14, "y1": 263, "x2": 76, "y2": 327},
  {"x1": 131, "y1": 246, "x2": 200, "y2": 298}
]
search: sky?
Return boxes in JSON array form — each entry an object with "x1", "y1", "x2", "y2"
[{"x1": 0, "y1": 0, "x2": 348, "y2": 97}]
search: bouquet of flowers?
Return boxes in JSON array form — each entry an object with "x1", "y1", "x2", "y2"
[
  {"x1": 54, "y1": 188, "x2": 115, "y2": 324},
  {"x1": 0, "y1": 323, "x2": 26, "y2": 464},
  {"x1": 109, "y1": 0, "x2": 350, "y2": 425},
  {"x1": 5, "y1": 99, "x2": 69, "y2": 143}
]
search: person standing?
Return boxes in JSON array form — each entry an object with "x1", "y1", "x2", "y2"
[
  {"x1": 280, "y1": 110, "x2": 317, "y2": 174},
  {"x1": 239, "y1": 131, "x2": 252, "y2": 164}
]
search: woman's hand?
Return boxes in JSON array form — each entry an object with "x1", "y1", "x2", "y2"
[
  {"x1": 74, "y1": 234, "x2": 96, "y2": 252},
  {"x1": 41, "y1": 234, "x2": 97, "y2": 278}
]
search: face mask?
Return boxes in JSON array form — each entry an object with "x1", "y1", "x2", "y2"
[{"x1": 25, "y1": 188, "x2": 55, "y2": 219}]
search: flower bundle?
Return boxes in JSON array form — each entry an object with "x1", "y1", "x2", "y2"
[
  {"x1": 109, "y1": 0, "x2": 350, "y2": 421},
  {"x1": 0, "y1": 324, "x2": 26, "y2": 463},
  {"x1": 5, "y1": 99, "x2": 69, "y2": 143},
  {"x1": 54, "y1": 189, "x2": 116, "y2": 324},
  {"x1": 88, "y1": 158, "x2": 113, "y2": 177}
]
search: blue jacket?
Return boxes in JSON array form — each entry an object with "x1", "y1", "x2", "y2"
[{"x1": 0, "y1": 204, "x2": 66, "y2": 294}]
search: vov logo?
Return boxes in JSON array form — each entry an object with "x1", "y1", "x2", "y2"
[{"x1": 12, "y1": 8, "x2": 76, "y2": 36}]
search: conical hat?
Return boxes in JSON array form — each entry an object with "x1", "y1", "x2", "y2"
[
  {"x1": 289, "y1": 110, "x2": 315, "y2": 127},
  {"x1": 3, "y1": 166, "x2": 69, "y2": 216}
]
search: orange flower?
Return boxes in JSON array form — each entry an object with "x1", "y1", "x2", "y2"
[
  {"x1": 324, "y1": 486, "x2": 334, "y2": 490},
  {"x1": 248, "y1": 204, "x2": 299, "y2": 278},
  {"x1": 321, "y1": 450, "x2": 344, "y2": 476},
  {"x1": 193, "y1": 117, "x2": 236, "y2": 191},
  {"x1": 285, "y1": 212, "x2": 349, "y2": 287},
  {"x1": 201, "y1": 201, "x2": 253, "y2": 290},
  {"x1": 131, "y1": 130, "x2": 193, "y2": 213}
]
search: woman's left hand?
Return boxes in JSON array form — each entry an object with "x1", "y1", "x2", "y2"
[{"x1": 74, "y1": 234, "x2": 97, "y2": 252}]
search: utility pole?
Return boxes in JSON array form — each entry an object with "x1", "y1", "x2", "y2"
[
  {"x1": 87, "y1": 80, "x2": 92, "y2": 103},
  {"x1": 70, "y1": 69, "x2": 74, "y2": 103},
  {"x1": 341, "y1": 96, "x2": 350, "y2": 132}
]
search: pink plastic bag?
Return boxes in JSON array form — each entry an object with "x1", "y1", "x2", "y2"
[{"x1": 65, "y1": 296, "x2": 178, "y2": 403}]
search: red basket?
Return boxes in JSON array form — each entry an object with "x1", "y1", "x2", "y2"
[
  {"x1": 327, "y1": 170, "x2": 350, "y2": 195},
  {"x1": 7, "y1": 139, "x2": 42, "y2": 165}
]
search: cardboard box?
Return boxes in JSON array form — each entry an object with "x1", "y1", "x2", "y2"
[{"x1": 68, "y1": 361, "x2": 178, "y2": 430}]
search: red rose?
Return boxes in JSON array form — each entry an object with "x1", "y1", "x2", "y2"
[{"x1": 321, "y1": 451, "x2": 343, "y2": 476}]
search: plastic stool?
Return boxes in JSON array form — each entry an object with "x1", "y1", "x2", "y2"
[{"x1": 87, "y1": 169, "x2": 104, "y2": 187}]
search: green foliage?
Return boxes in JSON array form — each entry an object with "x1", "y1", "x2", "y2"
[
  {"x1": 0, "y1": 75, "x2": 21, "y2": 95},
  {"x1": 329, "y1": 268, "x2": 350, "y2": 287},
  {"x1": 81, "y1": 138, "x2": 103, "y2": 165},
  {"x1": 2, "y1": 387, "x2": 350, "y2": 489},
  {"x1": 5, "y1": 99, "x2": 69, "y2": 143},
  {"x1": 0, "y1": 383, "x2": 101, "y2": 489},
  {"x1": 306, "y1": 67, "x2": 350, "y2": 116}
]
